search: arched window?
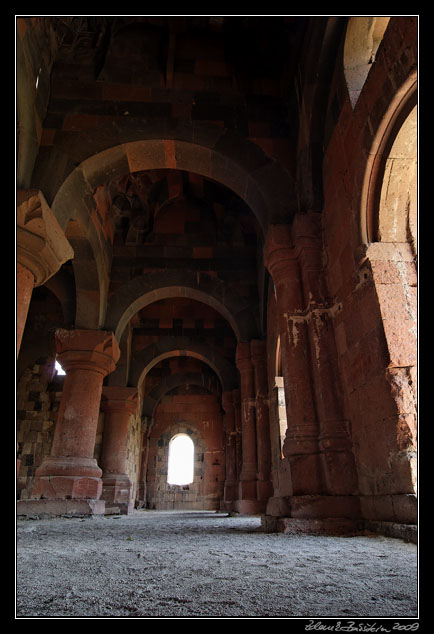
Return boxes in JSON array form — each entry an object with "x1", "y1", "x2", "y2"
[
  {"x1": 167, "y1": 433, "x2": 194, "y2": 485},
  {"x1": 275, "y1": 336, "x2": 287, "y2": 459},
  {"x1": 344, "y1": 17, "x2": 390, "y2": 108},
  {"x1": 376, "y1": 104, "x2": 417, "y2": 253}
]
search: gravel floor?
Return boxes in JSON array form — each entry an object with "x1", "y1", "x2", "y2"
[{"x1": 16, "y1": 509, "x2": 418, "y2": 619}]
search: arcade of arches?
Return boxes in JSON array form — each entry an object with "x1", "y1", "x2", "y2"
[{"x1": 16, "y1": 16, "x2": 417, "y2": 541}]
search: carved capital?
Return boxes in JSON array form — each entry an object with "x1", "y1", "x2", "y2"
[
  {"x1": 17, "y1": 189, "x2": 74, "y2": 286},
  {"x1": 263, "y1": 223, "x2": 298, "y2": 285},
  {"x1": 55, "y1": 329, "x2": 120, "y2": 377}
]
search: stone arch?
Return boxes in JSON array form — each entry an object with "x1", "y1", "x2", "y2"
[
  {"x1": 358, "y1": 72, "x2": 418, "y2": 496},
  {"x1": 40, "y1": 120, "x2": 296, "y2": 331},
  {"x1": 43, "y1": 119, "x2": 297, "y2": 233},
  {"x1": 344, "y1": 17, "x2": 390, "y2": 108},
  {"x1": 142, "y1": 369, "x2": 222, "y2": 418},
  {"x1": 129, "y1": 337, "x2": 238, "y2": 392},
  {"x1": 360, "y1": 72, "x2": 417, "y2": 246},
  {"x1": 105, "y1": 270, "x2": 259, "y2": 343}
]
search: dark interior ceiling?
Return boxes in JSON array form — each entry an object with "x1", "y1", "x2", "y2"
[{"x1": 22, "y1": 15, "x2": 315, "y2": 404}]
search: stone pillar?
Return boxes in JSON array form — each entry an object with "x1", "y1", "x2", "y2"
[
  {"x1": 16, "y1": 189, "x2": 74, "y2": 356},
  {"x1": 135, "y1": 418, "x2": 150, "y2": 508},
  {"x1": 250, "y1": 339, "x2": 273, "y2": 503},
  {"x1": 100, "y1": 386, "x2": 138, "y2": 514},
  {"x1": 232, "y1": 389, "x2": 242, "y2": 484},
  {"x1": 292, "y1": 213, "x2": 358, "y2": 496},
  {"x1": 18, "y1": 329, "x2": 120, "y2": 517},
  {"x1": 235, "y1": 342, "x2": 262, "y2": 513},
  {"x1": 222, "y1": 391, "x2": 237, "y2": 509},
  {"x1": 264, "y1": 224, "x2": 323, "y2": 496}
]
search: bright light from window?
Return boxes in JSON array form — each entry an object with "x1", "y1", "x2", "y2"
[
  {"x1": 55, "y1": 360, "x2": 66, "y2": 375},
  {"x1": 167, "y1": 434, "x2": 194, "y2": 485}
]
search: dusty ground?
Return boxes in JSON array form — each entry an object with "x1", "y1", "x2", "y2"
[{"x1": 16, "y1": 509, "x2": 418, "y2": 619}]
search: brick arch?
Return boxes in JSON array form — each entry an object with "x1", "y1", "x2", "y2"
[
  {"x1": 129, "y1": 337, "x2": 238, "y2": 392},
  {"x1": 142, "y1": 370, "x2": 222, "y2": 418},
  {"x1": 105, "y1": 270, "x2": 259, "y2": 343}
]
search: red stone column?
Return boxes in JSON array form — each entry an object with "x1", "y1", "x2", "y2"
[
  {"x1": 23, "y1": 329, "x2": 120, "y2": 517},
  {"x1": 17, "y1": 263, "x2": 35, "y2": 357},
  {"x1": 135, "y1": 418, "x2": 151, "y2": 508},
  {"x1": 232, "y1": 389, "x2": 242, "y2": 484},
  {"x1": 250, "y1": 339, "x2": 273, "y2": 502},
  {"x1": 100, "y1": 386, "x2": 138, "y2": 514},
  {"x1": 16, "y1": 190, "x2": 74, "y2": 357},
  {"x1": 222, "y1": 391, "x2": 237, "y2": 508},
  {"x1": 235, "y1": 342, "x2": 261, "y2": 512},
  {"x1": 264, "y1": 224, "x2": 323, "y2": 496},
  {"x1": 292, "y1": 213, "x2": 358, "y2": 496}
]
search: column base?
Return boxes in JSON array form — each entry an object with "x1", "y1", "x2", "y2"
[
  {"x1": 261, "y1": 493, "x2": 418, "y2": 542},
  {"x1": 262, "y1": 515, "x2": 361, "y2": 536},
  {"x1": 233, "y1": 498, "x2": 266, "y2": 514},
  {"x1": 32, "y1": 456, "x2": 103, "y2": 500},
  {"x1": 265, "y1": 494, "x2": 361, "y2": 519},
  {"x1": 17, "y1": 498, "x2": 105, "y2": 519},
  {"x1": 359, "y1": 493, "x2": 417, "y2": 524},
  {"x1": 101, "y1": 474, "x2": 133, "y2": 515}
]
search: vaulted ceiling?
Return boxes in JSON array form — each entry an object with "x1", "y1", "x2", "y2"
[{"x1": 18, "y1": 15, "x2": 343, "y2": 413}]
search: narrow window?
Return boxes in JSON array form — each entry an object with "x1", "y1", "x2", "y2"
[
  {"x1": 275, "y1": 336, "x2": 287, "y2": 459},
  {"x1": 167, "y1": 434, "x2": 194, "y2": 485}
]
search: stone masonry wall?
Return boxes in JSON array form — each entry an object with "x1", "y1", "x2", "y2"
[
  {"x1": 319, "y1": 17, "x2": 417, "y2": 522},
  {"x1": 146, "y1": 393, "x2": 225, "y2": 510}
]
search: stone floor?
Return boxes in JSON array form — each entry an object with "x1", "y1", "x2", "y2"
[{"x1": 16, "y1": 509, "x2": 419, "y2": 619}]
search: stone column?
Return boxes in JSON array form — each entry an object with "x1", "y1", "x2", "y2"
[
  {"x1": 19, "y1": 329, "x2": 120, "y2": 517},
  {"x1": 232, "y1": 389, "x2": 242, "y2": 484},
  {"x1": 222, "y1": 391, "x2": 237, "y2": 509},
  {"x1": 250, "y1": 339, "x2": 273, "y2": 503},
  {"x1": 16, "y1": 189, "x2": 74, "y2": 356},
  {"x1": 100, "y1": 386, "x2": 138, "y2": 514},
  {"x1": 135, "y1": 418, "x2": 151, "y2": 508},
  {"x1": 264, "y1": 224, "x2": 323, "y2": 496},
  {"x1": 292, "y1": 213, "x2": 358, "y2": 496},
  {"x1": 235, "y1": 342, "x2": 261, "y2": 513}
]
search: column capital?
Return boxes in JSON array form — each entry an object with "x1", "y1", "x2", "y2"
[
  {"x1": 55, "y1": 329, "x2": 120, "y2": 377},
  {"x1": 263, "y1": 223, "x2": 298, "y2": 285},
  {"x1": 101, "y1": 386, "x2": 138, "y2": 415},
  {"x1": 17, "y1": 189, "x2": 74, "y2": 286}
]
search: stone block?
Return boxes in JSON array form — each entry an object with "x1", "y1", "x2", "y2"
[{"x1": 17, "y1": 498, "x2": 105, "y2": 518}]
